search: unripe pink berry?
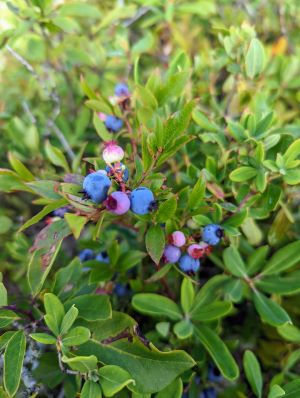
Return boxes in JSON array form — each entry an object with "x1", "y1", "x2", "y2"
[
  {"x1": 103, "y1": 141, "x2": 124, "y2": 163},
  {"x1": 187, "y1": 243, "x2": 209, "y2": 259},
  {"x1": 169, "y1": 231, "x2": 186, "y2": 247},
  {"x1": 105, "y1": 191, "x2": 130, "y2": 215}
]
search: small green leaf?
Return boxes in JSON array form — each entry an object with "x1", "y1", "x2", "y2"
[
  {"x1": 190, "y1": 301, "x2": 232, "y2": 322},
  {"x1": 243, "y1": 350, "x2": 263, "y2": 398},
  {"x1": 145, "y1": 225, "x2": 165, "y2": 265},
  {"x1": 62, "y1": 326, "x2": 90, "y2": 346},
  {"x1": 8, "y1": 152, "x2": 35, "y2": 182},
  {"x1": 99, "y1": 365, "x2": 135, "y2": 397},
  {"x1": 4, "y1": 331, "x2": 26, "y2": 397},
  {"x1": 60, "y1": 305, "x2": 78, "y2": 334},
  {"x1": 62, "y1": 355, "x2": 98, "y2": 372},
  {"x1": 156, "y1": 378, "x2": 183, "y2": 398},
  {"x1": 230, "y1": 167, "x2": 257, "y2": 182},
  {"x1": 245, "y1": 38, "x2": 266, "y2": 79},
  {"x1": 180, "y1": 278, "x2": 195, "y2": 314},
  {"x1": 253, "y1": 290, "x2": 291, "y2": 326},
  {"x1": 261, "y1": 241, "x2": 300, "y2": 275},
  {"x1": 44, "y1": 293, "x2": 65, "y2": 336},
  {"x1": 188, "y1": 176, "x2": 206, "y2": 209},
  {"x1": 194, "y1": 325, "x2": 239, "y2": 381},
  {"x1": 0, "y1": 310, "x2": 19, "y2": 328},
  {"x1": 223, "y1": 246, "x2": 248, "y2": 278},
  {"x1": 132, "y1": 293, "x2": 182, "y2": 321},
  {"x1": 156, "y1": 196, "x2": 177, "y2": 223},
  {"x1": 64, "y1": 294, "x2": 111, "y2": 321},
  {"x1": 173, "y1": 320, "x2": 193, "y2": 339},
  {"x1": 277, "y1": 324, "x2": 300, "y2": 343},
  {"x1": 64, "y1": 213, "x2": 87, "y2": 239},
  {"x1": 45, "y1": 140, "x2": 70, "y2": 171},
  {"x1": 81, "y1": 381, "x2": 102, "y2": 398},
  {"x1": 30, "y1": 333, "x2": 57, "y2": 345}
]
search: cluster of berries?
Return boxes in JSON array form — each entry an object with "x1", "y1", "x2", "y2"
[
  {"x1": 79, "y1": 248, "x2": 109, "y2": 263},
  {"x1": 81, "y1": 141, "x2": 156, "y2": 216},
  {"x1": 99, "y1": 82, "x2": 131, "y2": 133},
  {"x1": 163, "y1": 225, "x2": 223, "y2": 274}
]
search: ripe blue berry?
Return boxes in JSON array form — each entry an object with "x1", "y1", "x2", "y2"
[
  {"x1": 105, "y1": 115, "x2": 123, "y2": 132},
  {"x1": 130, "y1": 187, "x2": 156, "y2": 215},
  {"x1": 95, "y1": 251, "x2": 110, "y2": 264},
  {"x1": 200, "y1": 387, "x2": 217, "y2": 398},
  {"x1": 208, "y1": 364, "x2": 222, "y2": 383},
  {"x1": 105, "y1": 163, "x2": 129, "y2": 182},
  {"x1": 202, "y1": 224, "x2": 223, "y2": 246},
  {"x1": 105, "y1": 191, "x2": 130, "y2": 215},
  {"x1": 179, "y1": 254, "x2": 200, "y2": 273},
  {"x1": 79, "y1": 249, "x2": 94, "y2": 262},
  {"x1": 163, "y1": 245, "x2": 181, "y2": 263},
  {"x1": 53, "y1": 207, "x2": 69, "y2": 218},
  {"x1": 82, "y1": 171, "x2": 112, "y2": 204},
  {"x1": 115, "y1": 82, "x2": 130, "y2": 97}
]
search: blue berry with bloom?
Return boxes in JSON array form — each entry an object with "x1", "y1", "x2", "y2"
[
  {"x1": 105, "y1": 115, "x2": 123, "y2": 132},
  {"x1": 53, "y1": 207, "x2": 69, "y2": 218},
  {"x1": 79, "y1": 249, "x2": 94, "y2": 262},
  {"x1": 179, "y1": 254, "x2": 200, "y2": 273},
  {"x1": 82, "y1": 171, "x2": 111, "y2": 204},
  {"x1": 130, "y1": 187, "x2": 156, "y2": 215},
  {"x1": 95, "y1": 251, "x2": 110, "y2": 264},
  {"x1": 202, "y1": 224, "x2": 223, "y2": 246},
  {"x1": 208, "y1": 364, "x2": 222, "y2": 383},
  {"x1": 163, "y1": 245, "x2": 181, "y2": 263},
  {"x1": 200, "y1": 387, "x2": 217, "y2": 398},
  {"x1": 115, "y1": 82, "x2": 130, "y2": 97},
  {"x1": 114, "y1": 283, "x2": 128, "y2": 297}
]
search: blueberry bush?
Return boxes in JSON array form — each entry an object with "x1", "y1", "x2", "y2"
[{"x1": 1, "y1": 1, "x2": 300, "y2": 397}]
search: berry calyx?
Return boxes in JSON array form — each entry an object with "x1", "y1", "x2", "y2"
[
  {"x1": 102, "y1": 141, "x2": 124, "y2": 164},
  {"x1": 105, "y1": 115, "x2": 123, "y2": 133},
  {"x1": 105, "y1": 191, "x2": 130, "y2": 215},
  {"x1": 163, "y1": 245, "x2": 181, "y2": 263},
  {"x1": 179, "y1": 254, "x2": 200, "y2": 274},
  {"x1": 169, "y1": 231, "x2": 186, "y2": 247},
  {"x1": 82, "y1": 171, "x2": 112, "y2": 204},
  {"x1": 130, "y1": 187, "x2": 155, "y2": 215},
  {"x1": 202, "y1": 224, "x2": 224, "y2": 246}
]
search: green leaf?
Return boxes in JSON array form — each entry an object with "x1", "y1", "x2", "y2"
[
  {"x1": 261, "y1": 241, "x2": 300, "y2": 275},
  {"x1": 277, "y1": 324, "x2": 300, "y2": 343},
  {"x1": 222, "y1": 209, "x2": 248, "y2": 228},
  {"x1": 27, "y1": 220, "x2": 71, "y2": 296},
  {"x1": 180, "y1": 278, "x2": 195, "y2": 314},
  {"x1": 145, "y1": 225, "x2": 165, "y2": 265},
  {"x1": 27, "y1": 180, "x2": 62, "y2": 200},
  {"x1": 135, "y1": 85, "x2": 158, "y2": 110},
  {"x1": 64, "y1": 294, "x2": 112, "y2": 321},
  {"x1": 145, "y1": 264, "x2": 172, "y2": 283},
  {"x1": 64, "y1": 213, "x2": 87, "y2": 239},
  {"x1": 118, "y1": 251, "x2": 146, "y2": 272},
  {"x1": 190, "y1": 301, "x2": 232, "y2": 322},
  {"x1": 173, "y1": 320, "x2": 194, "y2": 339},
  {"x1": 256, "y1": 271, "x2": 300, "y2": 296},
  {"x1": 30, "y1": 333, "x2": 57, "y2": 345},
  {"x1": 132, "y1": 293, "x2": 182, "y2": 321},
  {"x1": 191, "y1": 275, "x2": 230, "y2": 310},
  {"x1": 230, "y1": 167, "x2": 257, "y2": 182},
  {"x1": 188, "y1": 176, "x2": 206, "y2": 209},
  {"x1": 99, "y1": 365, "x2": 135, "y2": 397},
  {"x1": 62, "y1": 326, "x2": 90, "y2": 346},
  {"x1": 0, "y1": 310, "x2": 19, "y2": 328},
  {"x1": 0, "y1": 332, "x2": 16, "y2": 352},
  {"x1": 245, "y1": 38, "x2": 266, "y2": 79},
  {"x1": 59, "y1": 2, "x2": 101, "y2": 18},
  {"x1": 243, "y1": 350, "x2": 263, "y2": 398},
  {"x1": 247, "y1": 246, "x2": 269, "y2": 276},
  {"x1": 8, "y1": 152, "x2": 35, "y2": 182},
  {"x1": 44, "y1": 293, "x2": 65, "y2": 336},
  {"x1": 253, "y1": 290, "x2": 291, "y2": 326},
  {"x1": 284, "y1": 169, "x2": 300, "y2": 185},
  {"x1": 93, "y1": 112, "x2": 113, "y2": 141},
  {"x1": 156, "y1": 378, "x2": 183, "y2": 398},
  {"x1": 268, "y1": 385, "x2": 285, "y2": 398},
  {"x1": 157, "y1": 71, "x2": 190, "y2": 106},
  {"x1": 77, "y1": 338, "x2": 195, "y2": 394},
  {"x1": 45, "y1": 140, "x2": 70, "y2": 171},
  {"x1": 0, "y1": 279, "x2": 7, "y2": 307},
  {"x1": 194, "y1": 326, "x2": 239, "y2": 380},
  {"x1": 193, "y1": 110, "x2": 219, "y2": 132},
  {"x1": 162, "y1": 101, "x2": 195, "y2": 145},
  {"x1": 60, "y1": 305, "x2": 78, "y2": 334},
  {"x1": 4, "y1": 331, "x2": 26, "y2": 397},
  {"x1": 62, "y1": 355, "x2": 98, "y2": 372},
  {"x1": 283, "y1": 138, "x2": 300, "y2": 164},
  {"x1": 81, "y1": 381, "x2": 102, "y2": 398},
  {"x1": 156, "y1": 196, "x2": 177, "y2": 223},
  {"x1": 223, "y1": 246, "x2": 248, "y2": 278}
]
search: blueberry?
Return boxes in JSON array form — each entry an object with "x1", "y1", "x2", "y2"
[
  {"x1": 114, "y1": 283, "x2": 128, "y2": 297},
  {"x1": 82, "y1": 171, "x2": 112, "y2": 204},
  {"x1": 95, "y1": 251, "x2": 110, "y2": 264},
  {"x1": 105, "y1": 115, "x2": 123, "y2": 133},
  {"x1": 170, "y1": 231, "x2": 186, "y2": 247},
  {"x1": 53, "y1": 207, "x2": 69, "y2": 218},
  {"x1": 163, "y1": 245, "x2": 181, "y2": 263},
  {"x1": 79, "y1": 249, "x2": 94, "y2": 262},
  {"x1": 200, "y1": 387, "x2": 217, "y2": 398},
  {"x1": 187, "y1": 243, "x2": 209, "y2": 259},
  {"x1": 115, "y1": 82, "x2": 130, "y2": 97},
  {"x1": 179, "y1": 254, "x2": 200, "y2": 273},
  {"x1": 105, "y1": 163, "x2": 129, "y2": 182},
  {"x1": 208, "y1": 364, "x2": 222, "y2": 383},
  {"x1": 106, "y1": 191, "x2": 130, "y2": 215},
  {"x1": 202, "y1": 224, "x2": 223, "y2": 246},
  {"x1": 130, "y1": 187, "x2": 155, "y2": 215}
]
